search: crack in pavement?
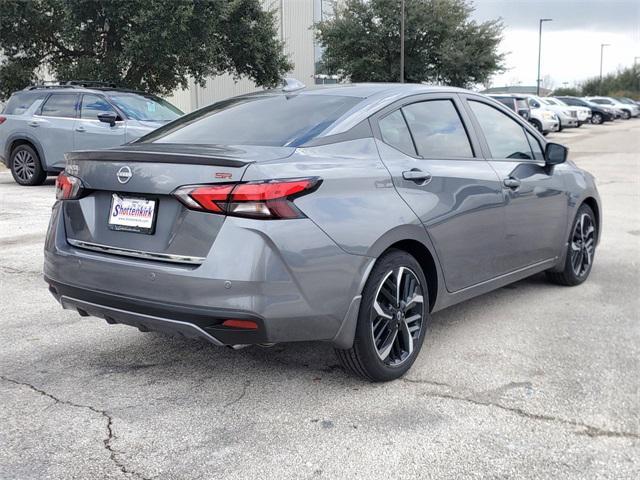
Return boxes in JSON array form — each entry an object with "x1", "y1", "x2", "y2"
[
  {"x1": 222, "y1": 380, "x2": 251, "y2": 408},
  {"x1": 402, "y1": 378, "x2": 640, "y2": 440},
  {"x1": 1, "y1": 375, "x2": 152, "y2": 480}
]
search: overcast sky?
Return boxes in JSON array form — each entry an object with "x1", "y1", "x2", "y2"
[{"x1": 471, "y1": 0, "x2": 640, "y2": 88}]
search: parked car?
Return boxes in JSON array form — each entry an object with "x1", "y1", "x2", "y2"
[
  {"x1": 587, "y1": 96, "x2": 639, "y2": 119},
  {"x1": 523, "y1": 96, "x2": 560, "y2": 134},
  {"x1": 0, "y1": 83, "x2": 183, "y2": 186},
  {"x1": 544, "y1": 97, "x2": 591, "y2": 126},
  {"x1": 614, "y1": 97, "x2": 640, "y2": 113},
  {"x1": 525, "y1": 95, "x2": 578, "y2": 130},
  {"x1": 487, "y1": 94, "x2": 531, "y2": 120},
  {"x1": 555, "y1": 96, "x2": 614, "y2": 124},
  {"x1": 44, "y1": 82, "x2": 601, "y2": 382}
]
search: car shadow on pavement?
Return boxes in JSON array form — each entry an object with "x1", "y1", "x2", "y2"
[{"x1": 53, "y1": 272, "x2": 553, "y2": 388}]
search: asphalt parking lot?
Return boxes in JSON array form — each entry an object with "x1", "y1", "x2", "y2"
[{"x1": 1, "y1": 120, "x2": 638, "y2": 479}]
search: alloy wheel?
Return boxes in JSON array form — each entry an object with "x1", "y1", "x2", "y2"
[
  {"x1": 370, "y1": 267, "x2": 424, "y2": 367},
  {"x1": 12, "y1": 150, "x2": 36, "y2": 182},
  {"x1": 570, "y1": 213, "x2": 595, "y2": 277}
]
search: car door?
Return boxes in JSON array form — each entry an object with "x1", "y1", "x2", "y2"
[
  {"x1": 462, "y1": 96, "x2": 568, "y2": 272},
  {"x1": 372, "y1": 94, "x2": 506, "y2": 292},
  {"x1": 75, "y1": 94, "x2": 126, "y2": 150},
  {"x1": 32, "y1": 93, "x2": 79, "y2": 169}
]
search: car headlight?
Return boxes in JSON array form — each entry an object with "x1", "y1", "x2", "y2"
[
  {"x1": 543, "y1": 111, "x2": 553, "y2": 119},
  {"x1": 563, "y1": 110, "x2": 571, "y2": 116}
]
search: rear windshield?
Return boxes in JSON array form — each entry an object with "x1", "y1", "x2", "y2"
[
  {"x1": 3, "y1": 91, "x2": 48, "y2": 115},
  {"x1": 138, "y1": 94, "x2": 361, "y2": 147},
  {"x1": 107, "y1": 93, "x2": 183, "y2": 122}
]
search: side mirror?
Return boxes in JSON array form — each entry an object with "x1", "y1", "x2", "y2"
[
  {"x1": 545, "y1": 142, "x2": 568, "y2": 165},
  {"x1": 97, "y1": 112, "x2": 119, "y2": 126}
]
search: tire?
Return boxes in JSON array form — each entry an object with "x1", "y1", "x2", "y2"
[
  {"x1": 591, "y1": 113, "x2": 603, "y2": 125},
  {"x1": 531, "y1": 119, "x2": 543, "y2": 133},
  {"x1": 557, "y1": 120, "x2": 563, "y2": 132},
  {"x1": 546, "y1": 204, "x2": 597, "y2": 286},
  {"x1": 621, "y1": 110, "x2": 631, "y2": 120},
  {"x1": 335, "y1": 249, "x2": 429, "y2": 382},
  {"x1": 10, "y1": 144, "x2": 46, "y2": 186}
]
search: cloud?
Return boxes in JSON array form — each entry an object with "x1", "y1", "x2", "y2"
[{"x1": 472, "y1": 0, "x2": 640, "y2": 35}]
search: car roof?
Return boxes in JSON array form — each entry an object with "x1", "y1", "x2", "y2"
[{"x1": 241, "y1": 83, "x2": 470, "y2": 100}]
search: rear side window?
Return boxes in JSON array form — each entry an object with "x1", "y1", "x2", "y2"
[
  {"x1": 140, "y1": 94, "x2": 361, "y2": 147},
  {"x1": 40, "y1": 94, "x2": 78, "y2": 118},
  {"x1": 402, "y1": 100, "x2": 473, "y2": 158},
  {"x1": 469, "y1": 101, "x2": 533, "y2": 160},
  {"x1": 495, "y1": 97, "x2": 515, "y2": 110},
  {"x1": 3, "y1": 92, "x2": 48, "y2": 115},
  {"x1": 379, "y1": 110, "x2": 416, "y2": 156},
  {"x1": 516, "y1": 99, "x2": 529, "y2": 110},
  {"x1": 81, "y1": 94, "x2": 117, "y2": 119}
]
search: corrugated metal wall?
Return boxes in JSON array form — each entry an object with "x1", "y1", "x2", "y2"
[{"x1": 166, "y1": 0, "x2": 316, "y2": 112}]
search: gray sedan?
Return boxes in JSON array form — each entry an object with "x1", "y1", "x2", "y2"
[{"x1": 44, "y1": 83, "x2": 601, "y2": 381}]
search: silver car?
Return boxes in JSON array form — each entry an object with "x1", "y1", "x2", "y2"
[
  {"x1": 0, "y1": 84, "x2": 183, "y2": 185},
  {"x1": 44, "y1": 83, "x2": 601, "y2": 382}
]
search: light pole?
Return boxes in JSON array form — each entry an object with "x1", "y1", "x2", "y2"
[
  {"x1": 400, "y1": 0, "x2": 405, "y2": 83},
  {"x1": 599, "y1": 43, "x2": 610, "y2": 95},
  {"x1": 536, "y1": 18, "x2": 552, "y2": 95}
]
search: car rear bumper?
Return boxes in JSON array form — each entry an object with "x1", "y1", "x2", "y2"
[{"x1": 44, "y1": 202, "x2": 373, "y2": 347}]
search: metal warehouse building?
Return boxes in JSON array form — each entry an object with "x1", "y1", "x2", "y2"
[{"x1": 166, "y1": 0, "x2": 335, "y2": 113}]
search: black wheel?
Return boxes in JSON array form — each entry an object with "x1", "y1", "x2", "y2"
[
  {"x1": 335, "y1": 249, "x2": 429, "y2": 382},
  {"x1": 621, "y1": 110, "x2": 631, "y2": 120},
  {"x1": 557, "y1": 120, "x2": 563, "y2": 132},
  {"x1": 591, "y1": 113, "x2": 603, "y2": 124},
  {"x1": 531, "y1": 119, "x2": 543, "y2": 133},
  {"x1": 546, "y1": 204, "x2": 597, "y2": 286},
  {"x1": 10, "y1": 144, "x2": 46, "y2": 186}
]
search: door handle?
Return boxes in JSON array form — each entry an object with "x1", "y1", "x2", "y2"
[
  {"x1": 402, "y1": 169, "x2": 432, "y2": 183},
  {"x1": 28, "y1": 121, "x2": 40, "y2": 127},
  {"x1": 503, "y1": 177, "x2": 521, "y2": 189},
  {"x1": 76, "y1": 126, "x2": 86, "y2": 132}
]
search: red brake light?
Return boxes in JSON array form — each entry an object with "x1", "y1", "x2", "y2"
[
  {"x1": 55, "y1": 172, "x2": 83, "y2": 200},
  {"x1": 0, "y1": 116, "x2": 6, "y2": 125},
  {"x1": 173, "y1": 178, "x2": 320, "y2": 219}
]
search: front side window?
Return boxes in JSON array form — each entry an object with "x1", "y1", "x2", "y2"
[
  {"x1": 378, "y1": 109, "x2": 416, "y2": 156},
  {"x1": 469, "y1": 101, "x2": 534, "y2": 160},
  {"x1": 108, "y1": 93, "x2": 183, "y2": 122},
  {"x1": 40, "y1": 94, "x2": 78, "y2": 118},
  {"x1": 526, "y1": 131, "x2": 544, "y2": 161},
  {"x1": 140, "y1": 94, "x2": 360, "y2": 147},
  {"x1": 401, "y1": 100, "x2": 473, "y2": 158},
  {"x1": 80, "y1": 94, "x2": 117, "y2": 120}
]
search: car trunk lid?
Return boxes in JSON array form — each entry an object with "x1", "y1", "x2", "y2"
[{"x1": 62, "y1": 144, "x2": 294, "y2": 264}]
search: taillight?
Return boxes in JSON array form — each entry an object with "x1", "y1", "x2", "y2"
[
  {"x1": 55, "y1": 172, "x2": 83, "y2": 200},
  {"x1": 0, "y1": 116, "x2": 6, "y2": 125},
  {"x1": 173, "y1": 177, "x2": 320, "y2": 219}
]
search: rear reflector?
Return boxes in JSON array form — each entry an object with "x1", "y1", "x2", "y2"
[
  {"x1": 55, "y1": 172, "x2": 84, "y2": 200},
  {"x1": 222, "y1": 319, "x2": 259, "y2": 330},
  {"x1": 0, "y1": 116, "x2": 6, "y2": 125},
  {"x1": 173, "y1": 177, "x2": 320, "y2": 219}
]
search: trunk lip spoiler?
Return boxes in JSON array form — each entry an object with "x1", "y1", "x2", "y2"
[{"x1": 65, "y1": 149, "x2": 253, "y2": 167}]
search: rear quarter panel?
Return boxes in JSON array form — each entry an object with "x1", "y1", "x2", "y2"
[{"x1": 242, "y1": 138, "x2": 430, "y2": 258}]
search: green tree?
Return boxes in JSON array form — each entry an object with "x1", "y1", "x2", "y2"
[
  {"x1": 315, "y1": 0, "x2": 504, "y2": 87},
  {"x1": 581, "y1": 65, "x2": 640, "y2": 98},
  {"x1": 0, "y1": 0, "x2": 291, "y2": 100},
  {"x1": 552, "y1": 87, "x2": 581, "y2": 97}
]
